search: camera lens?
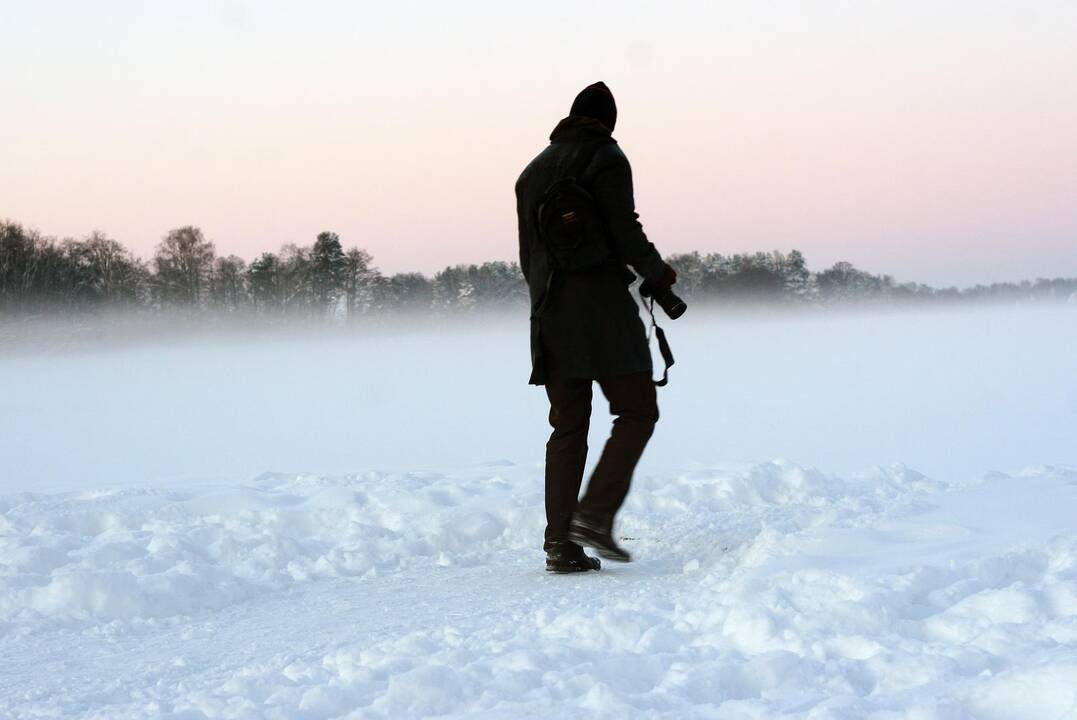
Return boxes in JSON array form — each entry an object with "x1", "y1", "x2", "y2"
[{"x1": 659, "y1": 291, "x2": 687, "y2": 319}]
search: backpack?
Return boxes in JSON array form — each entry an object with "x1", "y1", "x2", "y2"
[{"x1": 536, "y1": 140, "x2": 612, "y2": 273}]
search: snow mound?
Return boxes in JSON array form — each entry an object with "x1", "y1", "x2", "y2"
[
  {"x1": 2, "y1": 463, "x2": 1077, "y2": 718},
  {"x1": 0, "y1": 462, "x2": 938, "y2": 627},
  {"x1": 0, "y1": 470, "x2": 539, "y2": 625}
]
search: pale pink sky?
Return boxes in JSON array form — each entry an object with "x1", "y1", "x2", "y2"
[{"x1": 3, "y1": 1, "x2": 1075, "y2": 285}]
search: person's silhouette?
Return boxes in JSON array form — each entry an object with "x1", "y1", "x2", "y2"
[{"x1": 515, "y1": 82, "x2": 677, "y2": 573}]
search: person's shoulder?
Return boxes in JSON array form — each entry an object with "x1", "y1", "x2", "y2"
[
  {"x1": 516, "y1": 143, "x2": 560, "y2": 194},
  {"x1": 516, "y1": 146, "x2": 548, "y2": 188},
  {"x1": 591, "y1": 140, "x2": 629, "y2": 174}
]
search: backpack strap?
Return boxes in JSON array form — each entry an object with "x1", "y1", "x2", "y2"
[{"x1": 564, "y1": 138, "x2": 607, "y2": 182}]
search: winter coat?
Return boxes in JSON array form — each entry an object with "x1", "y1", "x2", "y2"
[{"x1": 515, "y1": 117, "x2": 667, "y2": 385}]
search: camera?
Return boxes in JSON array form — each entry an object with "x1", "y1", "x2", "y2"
[{"x1": 639, "y1": 281, "x2": 687, "y2": 319}]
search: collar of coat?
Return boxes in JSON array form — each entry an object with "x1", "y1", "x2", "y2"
[{"x1": 549, "y1": 115, "x2": 615, "y2": 143}]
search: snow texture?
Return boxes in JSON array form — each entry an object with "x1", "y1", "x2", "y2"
[{"x1": 1, "y1": 305, "x2": 1076, "y2": 718}]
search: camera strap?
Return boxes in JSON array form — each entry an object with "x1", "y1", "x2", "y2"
[{"x1": 643, "y1": 297, "x2": 675, "y2": 387}]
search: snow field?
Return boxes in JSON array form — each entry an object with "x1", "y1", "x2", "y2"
[
  {"x1": 2, "y1": 304, "x2": 1075, "y2": 716},
  {"x1": 3, "y1": 461, "x2": 1077, "y2": 718}
]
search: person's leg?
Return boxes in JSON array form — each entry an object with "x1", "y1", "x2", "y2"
[
  {"x1": 543, "y1": 378, "x2": 593, "y2": 549},
  {"x1": 578, "y1": 371, "x2": 658, "y2": 520}
]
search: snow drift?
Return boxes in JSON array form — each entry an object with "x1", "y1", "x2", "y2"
[{"x1": 2, "y1": 462, "x2": 1076, "y2": 718}]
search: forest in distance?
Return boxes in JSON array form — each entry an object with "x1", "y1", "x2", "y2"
[{"x1": 2, "y1": 219, "x2": 1076, "y2": 323}]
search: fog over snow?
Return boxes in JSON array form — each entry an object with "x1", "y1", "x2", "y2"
[
  {"x1": 3, "y1": 305, "x2": 1075, "y2": 491},
  {"x1": 1, "y1": 304, "x2": 1076, "y2": 718}
]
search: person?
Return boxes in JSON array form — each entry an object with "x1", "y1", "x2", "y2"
[{"x1": 515, "y1": 81, "x2": 677, "y2": 573}]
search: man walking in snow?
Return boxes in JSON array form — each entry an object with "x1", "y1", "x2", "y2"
[{"x1": 515, "y1": 82, "x2": 677, "y2": 573}]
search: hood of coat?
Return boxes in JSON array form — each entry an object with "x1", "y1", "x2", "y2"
[
  {"x1": 569, "y1": 81, "x2": 617, "y2": 131},
  {"x1": 549, "y1": 116, "x2": 614, "y2": 143}
]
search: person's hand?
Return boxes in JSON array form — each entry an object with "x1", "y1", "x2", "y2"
[{"x1": 657, "y1": 263, "x2": 677, "y2": 290}]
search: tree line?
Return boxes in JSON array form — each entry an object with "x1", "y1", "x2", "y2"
[
  {"x1": 1, "y1": 220, "x2": 1074, "y2": 319},
  {"x1": 663, "y1": 250, "x2": 1077, "y2": 305}
]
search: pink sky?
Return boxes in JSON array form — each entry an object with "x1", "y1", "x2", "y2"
[{"x1": 2, "y1": 1, "x2": 1075, "y2": 285}]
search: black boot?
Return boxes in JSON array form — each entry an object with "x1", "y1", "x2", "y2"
[
  {"x1": 568, "y1": 511, "x2": 632, "y2": 562},
  {"x1": 545, "y1": 541, "x2": 601, "y2": 574}
]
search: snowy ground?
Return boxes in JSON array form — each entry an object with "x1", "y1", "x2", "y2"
[{"x1": 1, "y1": 305, "x2": 1076, "y2": 718}]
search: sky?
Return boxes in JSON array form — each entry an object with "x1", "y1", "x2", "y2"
[{"x1": 2, "y1": 0, "x2": 1075, "y2": 286}]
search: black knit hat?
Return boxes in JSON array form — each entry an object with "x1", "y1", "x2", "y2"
[{"x1": 570, "y1": 81, "x2": 617, "y2": 131}]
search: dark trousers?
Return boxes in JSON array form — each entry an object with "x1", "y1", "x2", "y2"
[{"x1": 543, "y1": 371, "x2": 659, "y2": 548}]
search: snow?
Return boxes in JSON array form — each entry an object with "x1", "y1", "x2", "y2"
[{"x1": 1, "y1": 305, "x2": 1076, "y2": 718}]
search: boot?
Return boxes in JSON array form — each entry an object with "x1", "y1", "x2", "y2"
[
  {"x1": 567, "y1": 511, "x2": 632, "y2": 562},
  {"x1": 545, "y1": 540, "x2": 601, "y2": 573}
]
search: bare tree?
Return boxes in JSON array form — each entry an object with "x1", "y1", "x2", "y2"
[
  {"x1": 152, "y1": 226, "x2": 216, "y2": 308},
  {"x1": 278, "y1": 243, "x2": 313, "y2": 315},
  {"x1": 209, "y1": 255, "x2": 248, "y2": 311},
  {"x1": 342, "y1": 247, "x2": 378, "y2": 316},
  {"x1": 65, "y1": 231, "x2": 147, "y2": 307}
]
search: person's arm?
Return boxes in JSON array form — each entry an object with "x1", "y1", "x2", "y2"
[
  {"x1": 590, "y1": 146, "x2": 668, "y2": 285},
  {"x1": 515, "y1": 179, "x2": 530, "y2": 279}
]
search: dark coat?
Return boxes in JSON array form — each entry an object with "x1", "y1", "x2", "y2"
[{"x1": 515, "y1": 117, "x2": 667, "y2": 385}]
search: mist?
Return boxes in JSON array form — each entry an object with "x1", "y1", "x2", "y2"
[{"x1": 3, "y1": 302, "x2": 1074, "y2": 494}]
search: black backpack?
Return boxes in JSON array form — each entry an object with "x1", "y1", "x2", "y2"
[{"x1": 536, "y1": 140, "x2": 612, "y2": 273}]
